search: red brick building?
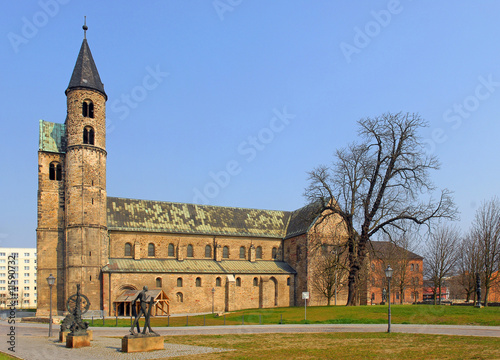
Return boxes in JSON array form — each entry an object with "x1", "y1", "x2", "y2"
[{"x1": 367, "y1": 241, "x2": 424, "y2": 304}]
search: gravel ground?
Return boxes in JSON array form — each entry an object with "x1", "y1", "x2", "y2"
[{"x1": 1, "y1": 334, "x2": 230, "y2": 360}]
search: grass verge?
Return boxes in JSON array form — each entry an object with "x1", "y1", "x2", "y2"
[
  {"x1": 88, "y1": 304, "x2": 500, "y2": 327},
  {"x1": 165, "y1": 332, "x2": 500, "y2": 360}
]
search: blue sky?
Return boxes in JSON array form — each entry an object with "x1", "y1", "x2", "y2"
[{"x1": 1, "y1": 1, "x2": 499, "y2": 248}]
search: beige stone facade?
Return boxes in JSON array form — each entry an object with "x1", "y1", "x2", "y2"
[{"x1": 36, "y1": 35, "x2": 350, "y2": 317}]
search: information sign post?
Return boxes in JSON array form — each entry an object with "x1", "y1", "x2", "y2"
[{"x1": 302, "y1": 292, "x2": 309, "y2": 321}]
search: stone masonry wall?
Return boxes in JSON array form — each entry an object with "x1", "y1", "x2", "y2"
[
  {"x1": 36, "y1": 151, "x2": 66, "y2": 315},
  {"x1": 104, "y1": 272, "x2": 292, "y2": 315}
]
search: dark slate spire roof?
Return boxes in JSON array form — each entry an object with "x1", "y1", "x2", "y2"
[{"x1": 66, "y1": 38, "x2": 107, "y2": 99}]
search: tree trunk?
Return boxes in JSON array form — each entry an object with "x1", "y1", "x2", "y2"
[
  {"x1": 346, "y1": 267, "x2": 358, "y2": 306},
  {"x1": 438, "y1": 281, "x2": 442, "y2": 305}
]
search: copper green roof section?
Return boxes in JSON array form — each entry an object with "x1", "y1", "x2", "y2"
[
  {"x1": 102, "y1": 258, "x2": 296, "y2": 274},
  {"x1": 107, "y1": 197, "x2": 291, "y2": 238},
  {"x1": 39, "y1": 120, "x2": 66, "y2": 153}
]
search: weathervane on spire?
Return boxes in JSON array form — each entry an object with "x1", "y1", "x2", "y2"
[{"x1": 83, "y1": 16, "x2": 88, "y2": 39}]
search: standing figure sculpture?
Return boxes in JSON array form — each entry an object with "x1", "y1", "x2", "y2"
[
  {"x1": 129, "y1": 286, "x2": 157, "y2": 336},
  {"x1": 475, "y1": 273, "x2": 482, "y2": 307}
]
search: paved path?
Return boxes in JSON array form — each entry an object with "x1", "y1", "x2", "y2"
[{"x1": 0, "y1": 321, "x2": 499, "y2": 359}]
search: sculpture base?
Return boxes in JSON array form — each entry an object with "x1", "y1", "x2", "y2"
[
  {"x1": 121, "y1": 334, "x2": 164, "y2": 353},
  {"x1": 66, "y1": 333, "x2": 91, "y2": 348},
  {"x1": 60, "y1": 330, "x2": 93, "y2": 342},
  {"x1": 59, "y1": 330, "x2": 69, "y2": 343}
]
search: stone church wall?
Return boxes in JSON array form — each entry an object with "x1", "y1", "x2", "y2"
[{"x1": 103, "y1": 272, "x2": 293, "y2": 315}]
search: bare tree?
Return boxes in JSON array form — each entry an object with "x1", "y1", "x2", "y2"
[
  {"x1": 424, "y1": 225, "x2": 459, "y2": 305},
  {"x1": 456, "y1": 234, "x2": 479, "y2": 302},
  {"x1": 305, "y1": 112, "x2": 457, "y2": 305},
  {"x1": 470, "y1": 197, "x2": 500, "y2": 306},
  {"x1": 312, "y1": 244, "x2": 349, "y2": 305}
]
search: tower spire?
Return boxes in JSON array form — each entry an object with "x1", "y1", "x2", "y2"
[
  {"x1": 66, "y1": 19, "x2": 107, "y2": 100},
  {"x1": 83, "y1": 16, "x2": 88, "y2": 39}
]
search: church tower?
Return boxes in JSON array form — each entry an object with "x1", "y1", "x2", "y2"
[{"x1": 63, "y1": 23, "x2": 108, "y2": 311}]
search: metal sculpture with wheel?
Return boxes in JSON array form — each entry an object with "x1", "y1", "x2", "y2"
[{"x1": 61, "y1": 284, "x2": 91, "y2": 336}]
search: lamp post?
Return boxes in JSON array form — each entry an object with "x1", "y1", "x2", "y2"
[
  {"x1": 211, "y1": 288, "x2": 215, "y2": 314},
  {"x1": 46, "y1": 274, "x2": 56, "y2": 337},
  {"x1": 385, "y1": 265, "x2": 393, "y2": 333}
]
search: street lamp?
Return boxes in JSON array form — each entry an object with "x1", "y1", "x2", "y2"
[
  {"x1": 211, "y1": 288, "x2": 215, "y2": 314},
  {"x1": 385, "y1": 265, "x2": 393, "y2": 333},
  {"x1": 46, "y1": 274, "x2": 56, "y2": 337}
]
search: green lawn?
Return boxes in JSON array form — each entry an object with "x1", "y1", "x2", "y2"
[
  {"x1": 88, "y1": 304, "x2": 500, "y2": 327},
  {"x1": 165, "y1": 333, "x2": 500, "y2": 360}
]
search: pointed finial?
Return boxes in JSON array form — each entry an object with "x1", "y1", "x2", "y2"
[{"x1": 83, "y1": 16, "x2": 88, "y2": 39}]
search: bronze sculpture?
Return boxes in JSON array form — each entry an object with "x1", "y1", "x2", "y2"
[
  {"x1": 61, "y1": 284, "x2": 90, "y2": 336},
  {"x1": 129, "y1": 286, "x2": 157, "y2": 336}
]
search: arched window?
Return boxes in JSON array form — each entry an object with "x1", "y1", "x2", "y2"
[
  {"x1": 205, "y1": 245, "x2": 212, "y2": 258},
  {"x1": 176, "y1": 292, "x2": 183, "y2": 303},
  {"x1": 236, "y1": 277, "x2": 241, "y2": 287},
  {"x1": 195, "y1": 277, "x2": 201, "y2": 287},
  {"x1": 124, "y1": 243, "x2": 132, "y2": 257},
  {"x1": 296, "y1": 245, "x2": 301, "y2": 261},
  {"x1": 416, "y1": 264, "x2": 419, "y2": 271},
  {"x1": 239, "y1": 246, "x2": 246, "y2": 259},
  {"x1": 287, "y1": 277, "x2": 290, "y2": 286},
  {"x1": 187, "y1": 244, "x2": 194, "y2": 258},
  {"x1": 82, "y1": 100, "x2": 94, "y2": 118},
  {"x1": 83, "y1": 126, "x2": 94, "y2": 145},
  {"x1": 216, "y1": 277, "x2": 221, "y2": 287},
  {"x1": 168, "y1": 243, "x2": 175, "y2": 257},
  {"x1": 272, "y1": 247, "x2": 277, "y2": 259},
  {"x1": 223, "y1": 246, "x2": 229, "y2": 259},
  {"x1": 253, "y1": 277, "x2": 258, "y2": 286},
  {"x1": 256, "y1": 246, "x2": 262, "y2": 259},
  {"x1": 148, "y1": 243, "x2": 155, "y2": 257},
  {"x1": 156, "y1": 277, "x2": 162, "y2": 288},
  {"x1": 177, "y1": 278, "x2": 183, "y2": 287},
  {"x1": 49, "y1": 162, "x2": 62, "y2": 181}
]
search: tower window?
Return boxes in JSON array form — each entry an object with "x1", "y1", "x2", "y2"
[
  {"x1": 82, "y1": 100, "x2": 94, "y2": 118},
  {"x1": 83, "y1": 126, "x2": 95, "y2": 145},
  {"x1": 49, "y1": 162, "x2": 62, "y2": 181}
]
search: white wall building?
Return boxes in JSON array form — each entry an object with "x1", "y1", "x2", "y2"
[{"x1": 0, "y1": 248, "x2": 37, "y2": 309}]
